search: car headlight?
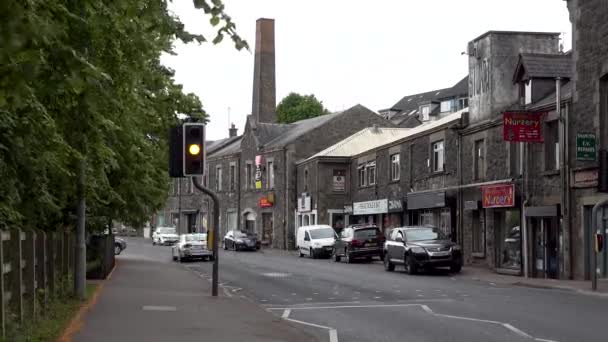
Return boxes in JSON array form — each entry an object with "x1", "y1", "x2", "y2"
[
  {"x1": 410, "y1": 246, "x2": 426, "y2": 254},
  {"x1": 452, "y1": 245, "x2": 461, "y2": 251}
]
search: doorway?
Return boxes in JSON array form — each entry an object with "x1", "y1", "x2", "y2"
[
  {"x1": 185, "y1": 213, "x2": 197, "y2": 233},
  {"x1": 244, "y1": 211, "x2": 256, "y2": 235},
  {"x1": 531, "y1": 217, "x2": 559, "y2": 279},
  {"x1": 262, "y1": 213, "x2": 273, "y2": 247}
]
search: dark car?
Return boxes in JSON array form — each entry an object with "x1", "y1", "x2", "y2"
[
  {"x1": 383, "y1": 226, "x2": 462, "y2": 274},
  {"x1": 114, "y1": 237, "x2": 127, "y2": 255},
  {"x1": 333, "y1": 225, "x2": 385, "y2": 263},
  {"x1": 223, "y1": 230, "x2": 260, "y2": 251}
]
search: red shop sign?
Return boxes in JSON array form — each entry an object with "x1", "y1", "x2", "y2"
[
  {"x1": 503, "y1": 112, "x2": 544, "y2": 143},
  {"x1": 482, "y1": 184, "x2": 515, "y2": 208},
  {"x1": 259, "y1": 197, "x2": 273, "y2": 208}
]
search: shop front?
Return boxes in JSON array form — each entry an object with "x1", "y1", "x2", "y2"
[
  {"x1": 351, "y1": 199, "x2": 387, "y2": 228},
  {"x1": 526, "y1": 205, "x2": 561, "y2": 279},
  {"x1": 383, "y1": 200, "x2": 404, "y2": 235},
  {"x1": 406, "y1": 191, "x2": 455, "y2": 240}
]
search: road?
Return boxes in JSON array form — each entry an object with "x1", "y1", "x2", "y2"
[{"x1": 126, "y1": 238, "x2": 608, "y2": 342}]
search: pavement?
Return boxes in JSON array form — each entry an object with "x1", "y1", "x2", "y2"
[{"x1": 73, "y1": 238, "x2": 320, "y2": 342}]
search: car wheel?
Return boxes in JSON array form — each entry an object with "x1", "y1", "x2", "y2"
[
  {"x1": 333, "y1": 251, "x2": 341, "y2": 262},
  {"x1": 345, "y1": 249, "x2": 352, "y2": 264},
  {"x1": 114, "y1": 244, "x2": 122, "y2": 255},
  {"x1": 152, "y1": 239, "x2": 156, "y2": 246},
  {"x1": 172, "y1": 254, "x2": 177, "y2": 261},
  {"x1": 405, "y1": 255, "x2": 417, "y2": 275},
  {"x1": 310, "y1": 248, "x2": 316, "y2": 259},
  {"x1": 450, "y1": 263, "x2": 462, "y2": 273},
  {"x1": 384, "y1": 254, "x2": 395, "y2": 272}
]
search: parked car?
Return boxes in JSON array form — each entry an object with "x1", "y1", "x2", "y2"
[
  {"x1": 383, "y1": 226, "x2": 462, "y2": 274},
  {"x1": 114, "y1": 237, "x2": 127, "y2": 255},
  {"x1": 172, "y1": 233, "x2": 213, "y2": 262},
  {"x1": 223, "y1": 230, "x2": 260, "y2": 251},
  {"x1": 152, "y1": 227, "x2": 179, "y2": 245},
  {"x1": 333, "y1": 224, "x2": 385, "y2": 263},
  {"x1": 296, "y1": 225, "x2": 337, "y2": 259}
]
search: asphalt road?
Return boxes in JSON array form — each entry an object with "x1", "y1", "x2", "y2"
[{"x1": 131, "y1": 238, "x2": 608, "y2": 342}]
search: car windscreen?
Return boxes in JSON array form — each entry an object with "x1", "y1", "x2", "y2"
[
  {"x1": 185, "y1": 234, "x2": 206, "y2": 241},
  {"x1": 405, "y1": 228, "x2": 444, "y2": 242},
  {"x1": 309, "y1": 228, "x2": 335, "y2": 239},
  {"x1": 159, "y1": 228, "x2": 176, "y2": 234},
  {"x1": 354, "y1": 228, "x2": 380, "y2": 239},
  {"x1": 234, "y1": 231, "x2": 248, "y2": 238}
]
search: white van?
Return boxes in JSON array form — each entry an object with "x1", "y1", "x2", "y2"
[{"x1": 296, "y1": 225, "x2": 337, "y2": 259}]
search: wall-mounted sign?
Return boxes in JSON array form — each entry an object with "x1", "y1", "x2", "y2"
[
  {"x1": 482, "y1": 184, "x2": 515, "y2": 208},
  {"x1": 259, "y1": 197, "x2": 273, "y2": 208},
  {"x1": 576, "y1": 132, "x2": 596, "y2": 161},
  {"x1": 333, "y1": 170, "x2": 346, "y2": 192},
  {"x1": 388, "y1": 200, "x2": 403, "y2": 212},
  {"x1": 255, "y1": 155, "x2": 263, "y2": 189},
  {"x1": 297, "y1": 193, "x2": 311, "y2": 212},
  {"x1": 464, "y1": 200, "x2": 480, "y2": 211},
  {"x1": 353, "y1": 199, "x2": 388, "y2": 215},
  {"x1": 572, "y1": 168, "x2": 598, "y2": 188},
  {"x1": 503, "y1": 112, "x2": 544, "y2": 143}
]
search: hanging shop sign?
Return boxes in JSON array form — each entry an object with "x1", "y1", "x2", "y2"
[
  {"x1": 255, "y1": 155, "x2": 263, "y2": 189},
  {"x1": 353, "y1": 199, "x2": 388, "y2": 215},
  {"x1": 259, "y1": 197, "x2": 273, "y2": 208},
  {"x1": 388, "y1": 200, "x2": 404, "y2": 212},
  {"x1": 333, "y1": 170, "x2": 346, "y2": 192},
  {"x1": 576, "y1": 132, "x2": 596, "y2": 161},
  {"x1": 482, "y1": 184, "x2": 515, "y2": 208},
  {"x1": 503, "y1": 112, "x2": 544, "y2": 143}
]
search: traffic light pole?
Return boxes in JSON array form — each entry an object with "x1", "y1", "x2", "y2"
[{"x1": 192, "y1": 177, "x2": 219, "y2": 296}]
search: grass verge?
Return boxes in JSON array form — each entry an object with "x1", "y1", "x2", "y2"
[{"x1": 1, "y1": 284, "x2": 98, "y2": 342}]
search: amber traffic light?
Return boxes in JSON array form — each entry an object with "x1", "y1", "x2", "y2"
[{"x1": 183, "y1": 123, "x2": 205, "y2": 176}]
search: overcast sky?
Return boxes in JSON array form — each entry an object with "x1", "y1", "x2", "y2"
[{"x1": 161, "y1": 0, "x2": 571, "y2": 140}]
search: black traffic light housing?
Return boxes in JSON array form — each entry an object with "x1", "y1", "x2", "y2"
[
  {"x1": 168, "y1": 123, "x2": 206, "y2": 177},
  {"x1": 183, "y1": 123, "x2": 205, "y2": 176}
]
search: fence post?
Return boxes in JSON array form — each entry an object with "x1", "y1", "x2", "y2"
[
  {"x1": 0, "y1": 230, "x2": 9, "y2": 338},
  {"x1": 9, "y1": 229, "x2": 24, "y2": 324},
  {"x1": 23, "y1": 229, "x2": 36, "y2": 321},
  {"x1": 35, "y1": 230, "x2": 47, "y2": 315},
  {"x1": 46, "y1": 232, "x2": 56, "y2": 296}
]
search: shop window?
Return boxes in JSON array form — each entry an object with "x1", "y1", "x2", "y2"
[
  {"x1": 497, "y1": 209, "x2": 521, "y2": 270},
  {"x1": 358, "y1": 164, "x2": 367, "y2": 187},
  {"x1": 439, "y1": 208, "x2": 451, "y2": 238},
  {"x1": 432, "y1": 140, "x2": 445, "y2": 172},
  {"x1": 229, "y1": 164, "x2": 236, "y2": 191},
  {"x1": 544, "y1": 120, "x2": 559, "y2": 171},
  {"x1": 245, "y1": 163, "x2": 252, "y2": 190},
  {"x1": 267, "y1": 161, "x2": 275, "y2": 189},
  {"x1": 474, "y1": 139, "x2": 485, "y2": 180},
  {"x1": 472, "y1": 210, "x2": 484, "y2": 255},
  {"x1": 367, "y1": 161, "x2": 376, "y2": 185},
  {"x1": 419, "y1": 210, "x2": 435, "y2": 226},
  {"x1": 390, "y1": 154, "x2": 400, "y2": 181},
  {"x1": 215, "y1": 166, "x2": 222, "y2": 191}
]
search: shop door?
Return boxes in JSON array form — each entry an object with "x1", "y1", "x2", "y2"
[
  {"x1": 185, "y1": 213, "x2": 197, "y2": 233},
  {"x1": 262, "y1": 213, "x2": 273, "y2": 247},
  {"x1": 532, "y1": 218, "x2": 559, "y2": 279}
]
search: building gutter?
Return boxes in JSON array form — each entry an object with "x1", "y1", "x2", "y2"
[{"x1": 408, "y1": 178, "x2": 514, "y2": 195}]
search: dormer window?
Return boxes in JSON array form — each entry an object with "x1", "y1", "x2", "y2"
[
  {"x1": 440, "y1": 100, "x2": 452, "y2": 113},
  {"x1": 421, "y1": 106, "x2": 430, "y2": 121},
  {"x1": 525, "y1": 80, "x2": 532, "y2": 105}
]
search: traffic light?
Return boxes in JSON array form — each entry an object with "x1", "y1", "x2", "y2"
[
  {"x1": 183, "y1": 123, "x2": 205, "y2": 176},
  {"x1": 596, "y1": 233, "x2": 604, "y2": 253}
]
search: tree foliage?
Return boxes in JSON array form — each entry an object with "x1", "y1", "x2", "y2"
[
  {"x1": 0, "y1": 0, "x2": 245, "y2": 231},
  {"x1": 276, "y1": 93, "x2": 330, "y2": 124}
]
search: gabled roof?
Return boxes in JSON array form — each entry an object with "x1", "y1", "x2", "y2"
[
  {"x1": 302, "y1": 108, "x2": 467, "y2": 164},
  {"x1": 209, "y1": 136, "x2": 243, "y2": 158},
  {"x1": 513, "y1": 53, "x2": 572, "y2": 82},
  {"x1": 304, "y1": 127, "x2": 411, "y2": 161},
  {"x1": 207, "y1": 135, "x2": 242, "y2": 155},
  {"x1": 526, "y1": 81, "x2": 573, "y2": 111}
]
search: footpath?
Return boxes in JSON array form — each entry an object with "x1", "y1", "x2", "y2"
[{"x1": 73, "y1": 254, "x2": 319, "y2": 342}]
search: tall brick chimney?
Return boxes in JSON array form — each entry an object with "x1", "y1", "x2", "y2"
[{"x1": 251, "y1": 18, "x2": 276, "y2": 123}]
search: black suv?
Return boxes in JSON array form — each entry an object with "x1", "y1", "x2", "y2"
[
  {"x1": 333, "y1": 225, "x2": 385, "y2": 263},
  {"x1": 383, "y1": 226, "x2": 462, "y2": 274}
]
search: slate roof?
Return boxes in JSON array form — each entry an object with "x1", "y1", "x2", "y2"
[
  {"x1": 207, "y1": 135, "x2": 242, "y2": 156},
  {"x1": 513, "y1": 53, "x2": 572, "y2": 82},
  {"x1": 526, "y1": 81, "x2": 573, "y2": 111},
  {"x1": 209, "y1": 136, "x2": 243, "y2": 158}
]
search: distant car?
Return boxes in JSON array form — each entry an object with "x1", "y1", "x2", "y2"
[
  {"x1": 383, "y1": 226, "x2": 462, "y2": 274},
  {"x1": 223, "y1": 230, "x2": 259, "y2": 251},
  {"x1": 114, "y1": 237, "x2": 127, "y2": 255},
  {"x1": 333, "y1": 224, "x2": 385, "y2": 263},
  {"x1": 296, "y1": 225, "x2": 337, "y2": 259},
  {"x1": 172, "y1": 233, "x2": 213, "y2": 262},
  {"x1": 152, "y1": 227, "x2": 179, "y2": 246}
]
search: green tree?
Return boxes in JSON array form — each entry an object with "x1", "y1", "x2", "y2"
[{"x1": 277, "y1": 93, "x2": 330, "y2": 124}]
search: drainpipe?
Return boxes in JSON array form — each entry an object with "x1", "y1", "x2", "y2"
[
  {"x1": 284, "y1": 148, "x2": 289, "y2": 250},
  {"x1": 557, "y1": 77, "x2": 570, "y2": 279},
  {"x1": 457, "y1": 129, "x2": 463, "y2": 246},
  {"x1": 522, "y1": 198, "x2": 529, "y2": 278}
]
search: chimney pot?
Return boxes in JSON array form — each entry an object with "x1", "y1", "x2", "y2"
[{"x1": 229, "y1": 123, "x2": 238, "y2": 137}]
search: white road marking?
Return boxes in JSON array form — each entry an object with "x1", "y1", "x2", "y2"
[
  {"x1": 142, "y1": 306, "x2": 177, "y2": 312},
  {"x1": 264, "y1": 301, "x2": 361, "y2": 307},
  {"x1": 306, "y1": 298, "x2": 313, "y2": 301},
  {"x1": 503, "y1": 323, "x2": 532, "y2": 339},
  {"x1": 535, "y1": 339, "x2": 559, "y2": 342},
  {"x1": 282, "y1": 309, "x2": 291, "y2": 319},
  {"x1": 282, "y1": 310, "x2": 338, "y2": 342},
  {"x1": 415, "y1": 289, "x2": 422, "y2": 292},
  {"x1": 373, "y1": 296, "x2": 382, "y2": 299},
  {"x1": 417, "y1": 295, "x2": 424, "y2": 297},
  {"x1": 222, "y1": 287, "x2": 233, "y2": 297},
  {"x1": 313, "y1": 292, "x2": 319, "y2": 295},
  {"x1": 291, "y1": 293, "x2": 297, "y2": 296}
]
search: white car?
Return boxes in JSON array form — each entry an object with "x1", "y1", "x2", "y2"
[
  {"x1": 172, "y1": 233, "x2": 213, "y2": 262},
  {"x1": 152, "y1": 227, "x2": 179, "y2": 246},
  {"x1": 296, "y1": 225, "x2": 337, "y2": 259}
]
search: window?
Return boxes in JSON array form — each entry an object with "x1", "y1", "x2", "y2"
[
  {"x1": 545, "y1": 121, "x2": 559, "y2": 171},
  {"x1": 457, "y1": 97, "x2": 468, "y2": 110},
  {"x1": 440, "y1": 100, "x2": 452, "y2": 113},
  {"x1": 525, "y1": 80, "x2": 532, "y2": 105},
  {"x1": 358, "y1": 164, "x2": 366, "y2": 187},
  {"x1": 432, "y1": 140, "x2": 444, "y2": 172},
  {"x1": 472, "y1": 210, "x2": 484, "y2": 255},
  {"x1": 474, "y1": 139, "x2": 485, "y2": 180},
  {"x1": 245, "y1": 163, "x2": 252, "y2": 189},
  {"x1": 421, "y1": 106, "x2": 430, "y2": 121},
  {"x1": 215, "y1": 166, "x2": 222, "y2": 191},
  {"x1": 267, "y1": 161, "x2": 275, "y2": 189},
  {"x1": 229, "y1": 164, "x2": 236, "y2": 191},
  {"x1": 367, "y1": 161, "x2": 376, "y2": 185},
  {"x1": 390, "y1": 154, "x2": 400, "y2": 181}
]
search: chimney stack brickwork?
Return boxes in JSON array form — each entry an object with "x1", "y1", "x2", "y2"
[{"x1": 251, "y1": 18, "x2": 276, "y2": 123}]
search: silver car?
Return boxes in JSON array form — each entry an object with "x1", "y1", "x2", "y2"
[{"x1": 172, "y1": 233, "x2": 213, "y2": 262}]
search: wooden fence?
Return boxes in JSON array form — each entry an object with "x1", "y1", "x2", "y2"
[{"x1": 0, "y1": 229, "x2": 74, "y2": 338}]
